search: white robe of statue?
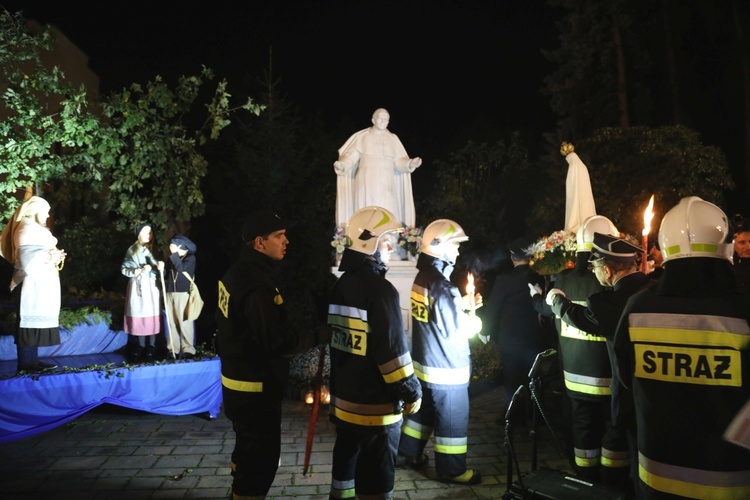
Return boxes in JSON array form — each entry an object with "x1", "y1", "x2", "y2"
[
  {"x1": 563, "y1": 148, "x2": 596, "y2": 233},
  {"x1": 334, "y1": 109, "x2": 421, "y2": 227}
]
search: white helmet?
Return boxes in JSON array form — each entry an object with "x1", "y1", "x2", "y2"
[
  {"x1": 422, "y1": 219, "x2": 469, "y2": 260},
  {"x1": 658, "y1": 196, "x2": 733, "y2": 264},
  {"x1": 576, "y1": 215, "x2": 618, "y2": 252},
  {"x1": 345, "y1": 206, "x2": 402, "y2": 255}
]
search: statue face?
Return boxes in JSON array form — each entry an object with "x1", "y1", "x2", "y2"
[{"x1": 372, "y1": 110, "x2": 390, "y2": 131}]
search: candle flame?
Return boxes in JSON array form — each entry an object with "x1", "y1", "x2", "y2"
[
  {"x1": 642, "y1": 194, "x2": 655, "y2": 237},
  {"x1": 466, "y1": 272, "x2": 475, "y2": 292}
]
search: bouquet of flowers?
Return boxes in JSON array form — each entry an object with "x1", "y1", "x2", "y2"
[
  {"x1": 331, "y1": 225, "x2": 350, "y2": 256},
  {"x1": 527, "y1": 230, "x2": 577, "y2": 275},
  {"x1": 398, "y1": 225, "x2": 423, "y2": 257}
]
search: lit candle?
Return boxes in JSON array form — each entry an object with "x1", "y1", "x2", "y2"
[
  {"x1": 466, "y1": 272, "x2": 475, "y2": 316},
  {"x1": 641, "y1": 194, "x2": 655, "y2": 274}
]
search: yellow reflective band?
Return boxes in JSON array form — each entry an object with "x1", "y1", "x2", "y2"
[
  {"x1": 414, "y1": 361, "x2": 471, "y2": 385},
  {"x1": 601, "y1": 456, "x2": 629, "y2": 468},
  {"x1": 629, "y1": 313, "x2": 750, "y2": 338},
  {"x1": 564, "y1": 379, "x2": 612, "y2": 395},
  {"x1": 634, "y1": 344, "x2": 742, "y2": 387},
  {"x1": 434, "y1": 442, "x2": 467, "y2": 455},
  {"x1": 330, "y1": 488, "x2": 355, "y2": 499},
  {"x1": 402, "y1": 424, "x2": 431, "y2": 441},
  {"x1": 692, "y1": 242, "x2": 718, "y2": 253},
  {"x1": 330, "y1": 328, "x2": 367, "y2": 356},
  {"x1": 576, "y1": 456, "x2": 600, "y2": 467},
  {"x1": 640, "y1": 463, "x2": 750, "y2": 500},
  {"x1": 663, "y1": 244, "x2": 681, "y2": 257},
  {"x1": 221, "y1": 374, "x2": 262, "y2": 392},
  {"x1": 218, "y1": 281, "x2": 229, "y2": 319},
  {"x1": 630, "y1": 327, "x2": 750, "y2": 350},
  {"x1": 561, "y1": 322, "x2": 606, "y2": 342},
  {"x1": 331, "y1": 406, "x2": 403, "y2": 427},
  {"x1": 381, "y1": 362, "x2": 415, "y2": 384}
]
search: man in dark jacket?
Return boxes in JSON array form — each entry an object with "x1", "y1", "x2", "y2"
[
  {"x1": 547, "y1": 231, "x2": 653, "y2": 493},
  {"x1": 327, "y1": 206, "x2": 422, "y2": 500},
  {"x1": 396, "y1": 219, "x2": 483, "y2": 485},
  {"x1": 484, "y1": 238, "x2": 546, "y2": 419},
  {"x1": 217, "y1": 208, "x2": 327, "y2": 500}
]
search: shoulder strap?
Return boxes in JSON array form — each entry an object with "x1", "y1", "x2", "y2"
[{"x1": 182, "y1": 272, "x2": 195, "y2": 284}]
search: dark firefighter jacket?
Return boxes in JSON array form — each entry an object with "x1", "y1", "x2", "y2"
[
  {"x1": 410, "y1": 253, "x2": 472, "y2": 390},
  {"x1": 327, "y1": 248, "x2": 422, "y2": 432}
]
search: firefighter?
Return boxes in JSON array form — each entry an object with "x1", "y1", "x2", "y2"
[
  {"x1": 546, "y1": 231, "x2": 653, "y2": 494},
  {"x1": 216, "y1": 208, "x2": 328, "y2": 500},
  {"x1": 327, "y1": 206, "x2": 423, "y2": 500},
  {"x1": 614, "y1": 196, "x2": 750, "y2": 499},
  {"x1": 396, "y1": 219, "x2": 484, "y2": 485},
  {"x1": 530, "y1": 215, "x2": 621, "y2": 484}
]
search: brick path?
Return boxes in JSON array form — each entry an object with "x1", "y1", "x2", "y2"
[{"x1": 0, "y1": 382, "x2": 575, "y2": 499}]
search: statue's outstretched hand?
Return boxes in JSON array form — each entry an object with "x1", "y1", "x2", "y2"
[
  {"x1": 333, "y1": 161, "x2": 346, "y2": 175},
  {"x1": 410, "y1": 157, "x2": 422, "y2": 170}
]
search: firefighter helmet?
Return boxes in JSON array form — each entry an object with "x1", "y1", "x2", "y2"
[
  {"x1": 576, "y1": 215, "x2": 619, "y2": 252},
  {"x1": 421, "y1": 219, "x2": 469, "y2": 260},
  {"x1": 658, "y1": 196, "x2": 733, "y2": 264},
  {"x1": 345, "y1": 206, "x2": 402, "y2": 255}
]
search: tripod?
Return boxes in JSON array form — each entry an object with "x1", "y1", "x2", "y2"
[{"x1": 502, "y1": 349, "x2": 577, "y2": 499}]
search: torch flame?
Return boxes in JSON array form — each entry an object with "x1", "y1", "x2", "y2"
[{"x1": 642, "y1": 194, "x2": 655, "y2": 237}]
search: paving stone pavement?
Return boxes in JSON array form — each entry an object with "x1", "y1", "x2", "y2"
[{"x1": 0, "y1": 381, "x2": 576, "y2": 499}]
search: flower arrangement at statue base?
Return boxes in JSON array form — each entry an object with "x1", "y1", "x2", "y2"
[
  {"x1": 331, "y1": 225, "x2": 350, "y2": 265},
  {"x1": 397, "y1": 225, "x2": 423, "y2": 261},
  {"x1": 527, "y1": 230, "x2": 577, "y2": 275}
]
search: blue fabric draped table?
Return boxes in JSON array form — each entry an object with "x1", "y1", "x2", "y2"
[
  {"x1": 0, "y1": 319, "x2": 128, "y2": 361},
  {"x1": 0, "y1": 357, "x2": 222, "y2": 443}
]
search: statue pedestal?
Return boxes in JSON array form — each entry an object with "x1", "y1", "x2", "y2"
[{"x1": 331, "y1": 259, "x2": 418, "y2": 349}]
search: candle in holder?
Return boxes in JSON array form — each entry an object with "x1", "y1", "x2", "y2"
[
  {"x1": 466, "y1": 272, "x2": 476, "y2": 316},
  {"x1": 641, "y1": 194, "x2": 655, "y2": 274}
]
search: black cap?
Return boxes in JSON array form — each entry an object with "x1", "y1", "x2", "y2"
[
  {"x1": 170, "y1": 234, "x2": 196, "y2": 254},
  {"x1": 508, "y1": 237, "x2": 532, "y2": 260},
  {"x1": 242, "y1": 209, "x2": 290, "y2": 242},
  {"x1": 135, "y1": 222, "x2": 152, "y2": 237},
  {"x1": 589, "y1": 232, "x2": 643, "y2": 263}
]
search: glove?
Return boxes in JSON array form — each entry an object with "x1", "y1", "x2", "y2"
[
  {"x1": 528, "y1": 283, "x2": 543, "y2": 298},
  {"x1": 545, "y1": 288, "x2": 565, "y2": 306},
  {"x1": 403, "y1": 397, "x2": 422, "y2": 415},
  {"x1": 478, "y1": 334, "x2": 490, "y2": 345}
]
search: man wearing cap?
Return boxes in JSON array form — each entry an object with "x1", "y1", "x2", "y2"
[
  {"x1": 546, "y1": 232, "x2": 652, "y2": 493},
  {"x1": 613, "y1": 197, "x2": 750, "y2": 499},
  {"x1": 164, "y1": 234, "x2": 198, "y2": 360},
  {"x1": 483, "y1": 238, "x2": 547, "y2": 421},
  {"x1": 217, "y1": 208, "x2": 329, "y2": 500}
]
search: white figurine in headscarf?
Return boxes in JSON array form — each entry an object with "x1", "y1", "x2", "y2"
[
  {"x1": 0, "y1": 196, "x2": 65, "y2": 372},
  {"x1": 561, "y1": 142, "x2": 597, "y2": 233}
]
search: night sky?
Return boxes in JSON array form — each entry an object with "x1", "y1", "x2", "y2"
[
  {"x1": 3, "y1": 1, "x2": 749, "y2": 212},
  {"x1": 2, "y1": 2, "x2": 558, "y2": 158}
]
